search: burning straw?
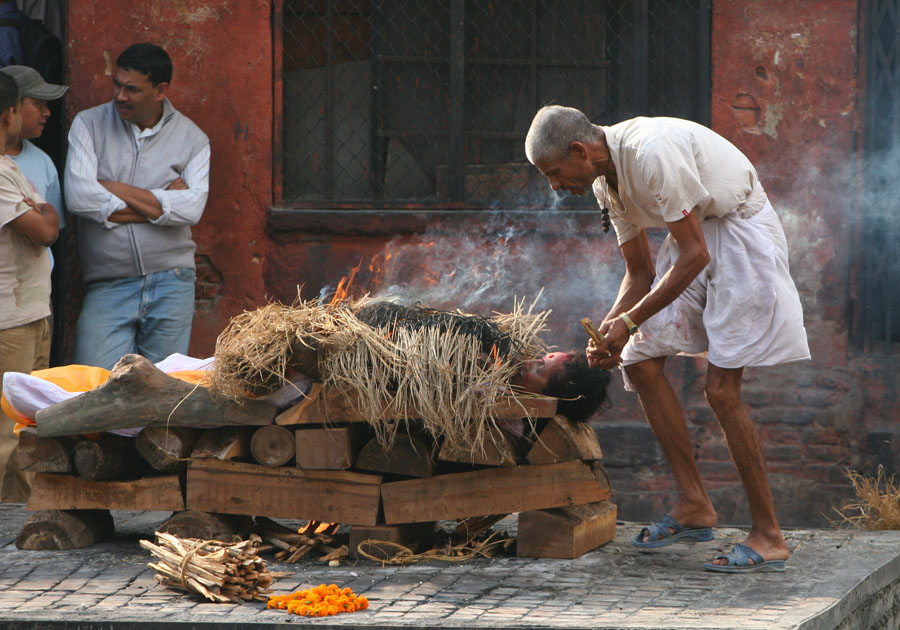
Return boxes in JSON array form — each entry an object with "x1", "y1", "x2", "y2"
[{"x1": 209, "y1": 295, "x2": 550, "y2": 453}]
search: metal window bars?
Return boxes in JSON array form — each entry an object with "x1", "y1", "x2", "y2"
[{"x1": 281, "y1": 0, "x2": 710, "y2": 206}]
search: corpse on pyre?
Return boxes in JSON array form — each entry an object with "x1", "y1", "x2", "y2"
[{"x1": 12, "y1": 297, "x2": 617, "y2": 559}]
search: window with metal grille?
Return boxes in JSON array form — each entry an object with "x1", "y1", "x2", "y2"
[
  {"x1": 859, "y1": 0, "x2": 900, "y2": 353},
  {"x1": 279, "y1": 0, "x2": 710, "y2": 207}
]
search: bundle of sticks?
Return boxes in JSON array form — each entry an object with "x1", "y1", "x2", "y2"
[
  {"x1": 140, "y1": 531, "x2": 276, "y2": 603},
  {"x1": 255, "y1": 518, "x2": 347, "y2": 564}
]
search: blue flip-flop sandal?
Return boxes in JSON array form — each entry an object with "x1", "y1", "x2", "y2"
[
  {"x1": 631, "y1": 513, "x2": 714, "y2": 549},
  {"x1": 703, "y1": 543, "x2": 787, "y2": 573}
]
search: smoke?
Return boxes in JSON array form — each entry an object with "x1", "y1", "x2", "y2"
[{"x1": 366, "y1": 192, "x2": 625, "y2": 348}]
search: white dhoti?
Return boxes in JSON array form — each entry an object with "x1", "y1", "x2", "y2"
[{"x1": 620, "y1": 201, "x2": 810, "y2": 379}]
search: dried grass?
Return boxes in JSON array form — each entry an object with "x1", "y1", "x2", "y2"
[
  {"x1": 831, "y1": 466, "x2": 900, "y2": 530},
  {"x1": 209, "y1": 295, "x2": 550, "y2": 453}
]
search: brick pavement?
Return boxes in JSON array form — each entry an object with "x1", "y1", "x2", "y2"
[{"x1": 0, "y1": 503, "x2": 898, "y2": 629}]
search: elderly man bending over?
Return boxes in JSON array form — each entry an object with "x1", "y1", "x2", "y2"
[{"x1": 525, "y1": 105, "x2": 810, "y2": 573}]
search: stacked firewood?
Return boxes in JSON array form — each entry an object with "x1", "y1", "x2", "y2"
[
  {"x1": 17, "y1": 354, "x2": 617, "y2": 560},
  {"x1": 139, "y1": 532, "x2": 276, "y2": 603}
]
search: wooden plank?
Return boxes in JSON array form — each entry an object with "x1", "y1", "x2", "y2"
[
  {"x1": 348, "y1": 522, "x2": 436, "y2": 560},
  {"x1": 354, "y1": 433, "x2": 435, "y2": 477},
  {"x1": 381, "y1": 460, "x2": 611, "y2": 524},
  {"x1": 35, "y1": 354, "x2": 275, "y2": 438},
  {"x1": 517, "y1": 501, "x2": 617, "y2": 559},
  {"x1": 277, "y1": 384, "x2": 558, "y2": 425},
  {"x1": 186, "y1": 459, "x2": 382, "y2": 526},
  {"x1": 526, "y1": 415, "x2": 604, "y2": 465},
  {"x1": 438, "y1": 424, "x2": 519, "y2": 467},
  {"x1": 26, "y1": 473, "x2": 184, "y2": 511},
  {"x1": 295, "y1": 425, "x2": 368, "y2": 470}
]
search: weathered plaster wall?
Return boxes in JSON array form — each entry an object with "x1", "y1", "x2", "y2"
[{"x1": 66, "y1": 0, "x2": 274, "y2": 358}]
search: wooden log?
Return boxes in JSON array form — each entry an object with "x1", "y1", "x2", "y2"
[
  {"x1": 591, "y1": 461, "x2": 611, "y2": 491},
  {"x1": 186, "y1": 459, "x2": 382, "y2": 526},
  {"x1": 73, "y1": 436, "x2": 144, "y2": 480},
  {"x1": 16, "y1": 429, "x2": 77, "y2": 473},
  {"x1": 354, "y1": 433, "x2": 435, "y2": 477},
  {"x1": 348, "y1": 522, "x2": 436, "y2": 560},
  {"x1": 455, "y1": 514, "x2": 507, "y2": 540},
  {"x1": 136, "y1": 427, "x2": 199, "y2": 473},
  {"x1": 526, "y1": 415, "x2": 604, "y2": 465},
  {"x1": 15, "y1": 509, "x2": 114, "y2": 550},
  {"x1": 517, "y1": 501, "x2": 617, "y2": 559},
  {"x1": 158, "y1": 510, "x2": 252, "y2": 541},
  {"x1": 438, "y1": 424, "x2": 519, "y2": 467},
  {"x1": 191, "y1": 427, "x2": 251, "y2": 460},
  {"x1": 295, "y1": 425, "x2": 368, "y2": 470},
  {"x1": 26, "y1": 473, "x2": 184, "y2": 511},
  {"x1": 276, "y1": 383, "x2": 558, "y2": 425},
  {"x1": 35, "y1": 354, "x2": 276, "y2": 438},
  {"x1": 250, "y1": 425, "x2": 296, "y2": 467},
  {"x1": 381, "y1": 460, "x2": 611, "y2": 524}
]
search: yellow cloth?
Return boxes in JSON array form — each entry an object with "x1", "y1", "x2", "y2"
[{"x1": 2, "y1": 364, "x2": 210, "y2": 434}]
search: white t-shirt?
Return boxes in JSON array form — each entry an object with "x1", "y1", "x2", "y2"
[
  {"x1": 593, "y1": 117, "x2": 765, "y2": 245},
  {"x1": 0, "y1": 155, "x2": 49, "y2": 330}
]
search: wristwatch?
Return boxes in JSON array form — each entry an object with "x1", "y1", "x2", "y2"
[{"x1": 619, "y1": 313, "x2": 639, "y2": 336}]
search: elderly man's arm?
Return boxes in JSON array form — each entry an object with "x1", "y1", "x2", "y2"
[
  {"x1": 63, "y1": 116, "x2": 128, "y2": 226},
  {"x1": 589, "y1": 208, "x2": 709, "y2": 365}
]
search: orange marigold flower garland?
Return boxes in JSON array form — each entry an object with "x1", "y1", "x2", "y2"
[{"x1": 267, "y1": 583, "x2": 369, "y2": 617}]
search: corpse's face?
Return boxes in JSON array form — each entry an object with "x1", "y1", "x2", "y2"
[
  {"x1": 514, "y1": 352, "x2": 573, "y2": 394},
  {"x1": 113, "y1": 67, "x2": 167, "y2": 129},
  {"x1": 19, "y1": 97, "x2": 49, "y2": 140},
  {"x1": 534, "y1": 146, "x2": 596, "y2": 196}
]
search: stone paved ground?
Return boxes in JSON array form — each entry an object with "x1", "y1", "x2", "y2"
[{"x1": 0, "y1": 503, "x2": 898, "y2": 630}]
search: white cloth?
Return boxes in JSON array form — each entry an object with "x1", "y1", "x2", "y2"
[
  {"x1": 620, "y1": 201, "x2": 811, "y2": 380},
  {"x1": 595, "y1": 116, "x2": 764, "y2": 246}
]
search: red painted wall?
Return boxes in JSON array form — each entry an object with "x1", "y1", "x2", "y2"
[
  {"x1": 65, "y1": 0, "x2": 274, "y2": 358},
  {"x1": 63, "y1": 0, "x2": 898, "y2": 526}
]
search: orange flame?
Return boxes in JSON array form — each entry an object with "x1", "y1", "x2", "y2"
[{"x1": 329, "y1": 259, "x2": 363, "y2": 308}]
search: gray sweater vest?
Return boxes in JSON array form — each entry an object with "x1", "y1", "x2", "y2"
[{"x1": 76, "y1": 99, "x2": 209, "y2": 283}]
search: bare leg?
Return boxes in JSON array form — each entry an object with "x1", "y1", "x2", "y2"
[
  {"x1": 704, "y1": 364, "x2": 789, "y2": 564},
  {"x1": 626, "y1": 357, "x2": 717, "y2": 540}
]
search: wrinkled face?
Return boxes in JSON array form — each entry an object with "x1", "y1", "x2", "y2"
[
  {"x1": 18, "y1": 97, "x2": 49, "y2": 140},
  {"x1": 534, "y1": 151, "x2": 596, "y2": 196},
  {"x1": 113, "y1": 67, "x2": 166, "y2": 129},
  {"x1": 514, "y1": 352, "x2": 573, "y2": 394}
]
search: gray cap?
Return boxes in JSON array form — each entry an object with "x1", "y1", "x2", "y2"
[{"x1": 0, "y1": 65, "x2": 67, "y2": 100}]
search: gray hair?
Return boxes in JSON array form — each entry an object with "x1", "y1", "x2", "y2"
[{"x1": 524, "y1": 105, "x2": 602, "y2": 164}]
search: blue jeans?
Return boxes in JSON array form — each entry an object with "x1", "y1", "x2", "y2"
[{"x1": 74, "y1": 268, "x2": 196, "y2": 369}]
